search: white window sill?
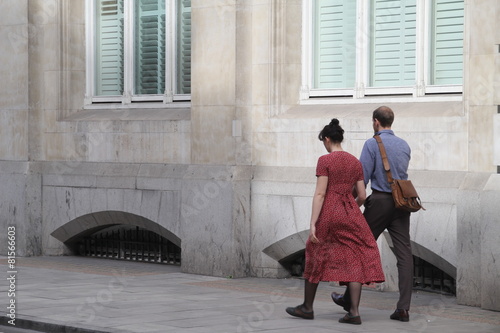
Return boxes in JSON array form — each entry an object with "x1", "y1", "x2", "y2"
[{"x1": 300, "y1": 94, "x2": 463, "y2": 106}]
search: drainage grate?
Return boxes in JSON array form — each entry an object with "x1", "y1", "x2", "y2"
[{"x1": 78, "y1": 226, "x2": 180, "y2": 265}]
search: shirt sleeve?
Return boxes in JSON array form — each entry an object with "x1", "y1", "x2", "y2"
[
  {"x1": 316, "y1": 155, "x2": 328, "y2": 177},
  {"x1": 355, "y1": 159, "x2": 364, "y2": 182},
  {"x1": 359, "y1": 140, "x2": 375, "y2": 186}
]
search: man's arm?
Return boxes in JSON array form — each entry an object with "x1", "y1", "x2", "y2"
[{"x1": 360, "y1": 140, "x2": 375, "y2": 187}]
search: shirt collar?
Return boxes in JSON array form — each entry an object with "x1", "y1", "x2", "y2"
[{"x1": 375, "y1": 129, "x2": 394, "y2": 136}]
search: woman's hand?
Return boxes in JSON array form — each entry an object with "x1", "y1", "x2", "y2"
[{"x1": 309, "y1": 225, "x2": 319, "y2": 243}]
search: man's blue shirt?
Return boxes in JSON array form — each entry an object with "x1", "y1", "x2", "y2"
[{"x1": 359, "y1": 130, "x2": 411, "y2": 193}]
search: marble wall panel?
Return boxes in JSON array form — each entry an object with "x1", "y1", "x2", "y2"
[
  {"x1": 377, "y1": 235, "x2": 399, "y2": 292},
  {"x1": 42, "y1": 179, "x2": 183, "y2": 255},
  {"x1": 250, "y1": 176, "x2": 313, "y2": 277},
  {"x1": 191, "y1": 2, "x2": 236, "y2": 107},
  {"x1": 41, "y1": 186, "x2": 72, "y2": 254},
  {"x1": 84, "y1": 130, "x2": 191, "y2": 164},
  {"x1": 468, "y1": 0, "x2": 496, "y2": 56},
  {"x1": 190, "y1": 106, "x2": 235, "y2": 164},
  {"x1": 251, "y1": 2, "x2": 271, "y2": 65},
  {"x1": 406, "y1": 132, "x2": 468, "y2": 171},
  {"x1": 35, "y1": 21, "x2": 60, "y2": 71},
  {"x1": 0, "y1": 0, "x2": 28, "y2": 25},
  {"x1": 411, "y1": 202, "x2": 457, "y2": 273},
  {"x1": 0, "y1": 26, "x2": 29, "y2": 110},
  {"x1": 480, "y1": 174, "x2": 500, "y2": 311},
  {"x1": 0, "y1": 109, "x2": 28, "y2": 160},
  {"x1": 0, "y1": 173, "x2": 26, "y2": 255},
  {"x1": 63, "y1": 20, "x2": 86, "y2": 71},
  {"x1": 469, "y1": 106, "x2": 496, "y2": 172},
  {"x1": 251, "y1": 64, "x2": 271, "y2": 106},
  {"x1": 158, "y1": 190, "x2": 182, "y2": 238},
  {"x1": 456, "y1": 172, "x2": 490, "y2": 306},
  {"x1": 495, "y1": 54, "x2": 500, "y2": 106},
  {"x1": 180, "y1": 174, "x2": 251, "y2": 278},
  {"x1": 494, "y1": 114, "x2": 500, "y2": 165},
  {"x1": 251, "y1": 110, "x2": 469, "y2": 170},
  {"x1": 283, "y1": 1, "x2": 302, "y2": 65},
  {"x1": 468, "y1": 55, "x2": 496, "y2": 107}
]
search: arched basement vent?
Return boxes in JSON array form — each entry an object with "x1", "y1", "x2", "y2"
[
  {"x1": 413, "y1": 255, "x2": 455, "y2": 295},
  {"x1": 76, "y1": 226, "x2": 181, "y2": 265}
]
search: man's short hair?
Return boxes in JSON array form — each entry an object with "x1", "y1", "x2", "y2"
[{"x1": 373, "y1": 106, "x2": 394, "y2": 127}]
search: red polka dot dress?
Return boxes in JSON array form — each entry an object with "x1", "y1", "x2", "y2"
[{"x1": 303, "y1": 151, "x2": 385, "y2": 285}]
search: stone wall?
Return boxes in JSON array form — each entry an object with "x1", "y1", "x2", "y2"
[{"x1": 0, "y1": 0, "x2": 499, "y2": 311}]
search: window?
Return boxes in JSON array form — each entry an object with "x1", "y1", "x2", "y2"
[
  {"x1": 306, "y1": 0, "x2": 464, "y2": 99},
  {"x1": 85, "y1": 0, "x2": 191, "y2": 106}
]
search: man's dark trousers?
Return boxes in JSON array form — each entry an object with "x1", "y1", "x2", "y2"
[{"x1": 344, "y1": 190, "x2": 413, "y2": 310}]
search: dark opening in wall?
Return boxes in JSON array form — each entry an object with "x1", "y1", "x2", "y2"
[
  {"x1": 76, "y1": 226, "x2": 181, "y2": 265},
  {"x1": 279, "y1": 249, "x2": 305, "y2": 277},
  {"x1": 413, "y1": 255, "x2": 455, "y2": 295}
]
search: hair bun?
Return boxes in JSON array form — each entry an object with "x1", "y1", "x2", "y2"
[{"x1": 329, "y1": 118, "x2": 340, "y2": 126}]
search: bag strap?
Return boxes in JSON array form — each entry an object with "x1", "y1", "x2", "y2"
[{"x1": 373, "y1": 134, "x2": 394, "y2": 184}]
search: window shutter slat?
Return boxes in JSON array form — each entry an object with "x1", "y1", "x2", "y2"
[
  {"x1": 95, "y1": 0, "x2": 124, "y2": 96},
  {"x1": 176, "y1": 0, "x2": 191, "y2": 94},
  {"x1": 313, "y1": 0, "x2": 356, "y2": 89},
  {"x1": 135, "y1": 0, "x2": 166, "y2": 95},
  {"x1": 371, "y1": 0, "x2": 416, "y2": 87},
  {"x1": 431, "y1": 0, "x2": 464, "y2": 85}
]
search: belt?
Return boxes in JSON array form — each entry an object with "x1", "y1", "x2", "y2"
[{"x1": 372, "y1": 189, "x2": 392, "y2": 195}]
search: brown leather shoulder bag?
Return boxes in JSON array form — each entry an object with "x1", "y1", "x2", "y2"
[{"x1": 374, "y1": 135, "x2": 425, "y2": 213}]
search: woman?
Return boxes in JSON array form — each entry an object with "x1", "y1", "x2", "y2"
[{"x1": 286, "y1": 119, "x2": 385, "y2": 325}]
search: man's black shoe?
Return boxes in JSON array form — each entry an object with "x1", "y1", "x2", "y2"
[
  {"x1": 390, "y1": 309, "x2": 410, "y2": 322},
  {"x1": 331, "y1": 292, "x2": 350, "y2": 312}
]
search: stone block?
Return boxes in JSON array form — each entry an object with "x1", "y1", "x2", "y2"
[
  {"x1": 480, "y1": 174, "x2": 500, "y2": 311},
  {"x1": 494, "y1": 114, "x2": 500, "y2": 166}
]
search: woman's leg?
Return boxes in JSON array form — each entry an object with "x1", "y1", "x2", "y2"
[
  {"x1": 347, "y1": 282, "x2": 362, "y2": 316},
  {"x1": 285, "y1": 279, "x2": 318, "y2": 319},
  {"x1": 302, "y1": 279, "x2": 319, "y2": 312}
]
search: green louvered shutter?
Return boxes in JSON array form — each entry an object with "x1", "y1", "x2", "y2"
[
  {"x1": 135, "y1": 0, "x2": 166, "y2": 95},
  {"x1": 370, "y1": 0, "x2": 416, "y2": 87},
  {"x1": 176, "y1": 0, "x2": 191, "y2": 94},
  {"x1": 431, "y1": 0, "x2": 464, "y2": 85},
  {"x1": 313, "y1": 0, "x2": 356, "y2": 89},
  {"x1": 95, "y1": 0, "x2": 124, "y2": 96}
]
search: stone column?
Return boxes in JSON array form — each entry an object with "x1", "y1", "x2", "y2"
[
  {"x1": 458, "y1": 0, "x2": 500, "y2": 310},
  {"x1": 182, "y1": 1, "x2": 251, "y2": 278},
  {"x1": 0, "y1": 0, "x2": 42, "y2": 256}
]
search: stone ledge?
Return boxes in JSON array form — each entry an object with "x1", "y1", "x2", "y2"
[
  {"x1": 284, "y1": 101, "x2": 464, "y2": 118},
  {"x1": 62, "y1": 106, "x2": 191, "y2": 121}
]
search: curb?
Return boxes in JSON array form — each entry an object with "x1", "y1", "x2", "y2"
[{"x1": 0, "y1": 315, "x2": 115, "y2": 333}]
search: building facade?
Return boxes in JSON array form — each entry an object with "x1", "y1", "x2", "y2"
[{"x1": 0, "y1": 0, "x2": 499, "y2": 311}]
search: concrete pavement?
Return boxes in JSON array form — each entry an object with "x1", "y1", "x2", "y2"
[{"x1": 1, "y1": 256, "x2": 499, "y2": 333}]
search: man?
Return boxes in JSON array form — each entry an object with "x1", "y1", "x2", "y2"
[{"x1": 331, "y1": 106, "x2": 413, "y2": 322}]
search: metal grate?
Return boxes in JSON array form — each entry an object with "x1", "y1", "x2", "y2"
[
  {"x1": 79, "y1": 226, "x2": 180, "y2": 265},
  {"x1": 413, "y1": 256, "x2": 455, "y2": 295}
]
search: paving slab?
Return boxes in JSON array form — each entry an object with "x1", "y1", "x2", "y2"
[{"x1": 0, "y1": 256, "x2": 499, "y2": 333}]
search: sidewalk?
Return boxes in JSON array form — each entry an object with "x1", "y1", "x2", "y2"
[{"x1": 1, "y1": 256, "x2": 499, "y2": 333}]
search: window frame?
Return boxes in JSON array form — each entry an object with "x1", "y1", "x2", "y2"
[
  {"x1": 301, "y1": 0, "x2": 464, "y2": 102},
  {"x1": 85, "y1": 0, "x2": 190, "y2": 108}
]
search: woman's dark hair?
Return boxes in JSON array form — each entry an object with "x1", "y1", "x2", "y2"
[{"x1": 318, "y1": 118, "x2": 344, "y2": 143}]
